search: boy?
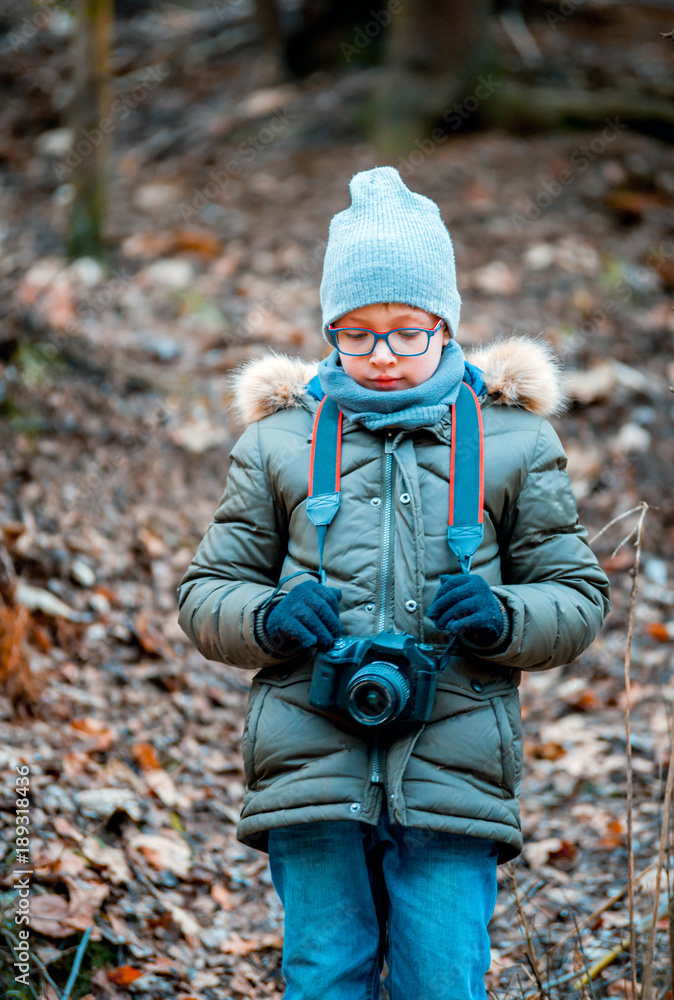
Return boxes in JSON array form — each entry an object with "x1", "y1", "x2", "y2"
[{"x1": 177, "y1": 166, "x2": 611, "y2": 1000}]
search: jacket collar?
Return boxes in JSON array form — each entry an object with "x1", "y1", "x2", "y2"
[{"x1": 230, "y1": 336, "x2": 568, "y2": 428}]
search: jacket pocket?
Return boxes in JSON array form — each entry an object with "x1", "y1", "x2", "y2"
[
  {"x1": 242, "y1": 681, "x2": 270, "y2": 787},
  {"x1": 490, "y1": 696, "x2": 517, "y2": 799}
]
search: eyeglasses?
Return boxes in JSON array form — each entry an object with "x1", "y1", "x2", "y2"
[{"x1": 327, "y1": 318, "x2": 445, "y2": 357}]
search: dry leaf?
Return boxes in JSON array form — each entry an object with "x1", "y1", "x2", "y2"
[
  {"x1": 211, "y1": 883, "x2": 233, "y2": 911},
  {"x1": 133, "y1": 609, "x2": 173, "y2": 657},
  {"x1": 132, "y1": 741, "x2": 162, "y2": 771},
  {"x1": 71, "y1": 716, "x2": 117, "y2": 751},
  {"x1": 166, "y1": 902, "x2": 202, "y2": 941},
  {"x1": 128, "y1": 832, "x2": 192, "y2": 877},
  {"x1": 646, "y1": 622, "x2": 672, "y2": 642},
  {"x1": 547, "y1": 840, "x2": 578, "y2": 868},
  {"x1": 565, "y1": 690, "x2": 601, "y2": 713},
  {"x1": 471, "y1": 261, "x2": 521, "y2": 297},
  {"x1": 528, "y1": 741, "x2": 566, "y2": 761},
  {"x1": 52, "y1": 816, "x2": 84, "y2": 843},
  {"x1": 81, "y1": 836, "x2": 132, "y2": 885},
  {"x1": 599, "y1": 819, "x2": 625, "y2": 849},
  {"x1": 34, "y1": 844, "x2": 87, "y2": 878},
  {"x1": 61, "y1": 876, "x2": 109, "y2": 930},
  {"x1": 75, "y1": 787, "x2": 142, "y2": 821},
  {"x1": 15, "y1": 581, "x2": 81, "y2": 620},
  {"x1": 108, "y1": 965, "x2": 145, "y2": 986},
  {"x1": 29, "y1": 893, "x2": 71, "y2": 937},
  {"x1": 144, "y1": 767, "x2": 179, "y2": 807},
  {"x1": 29, "y1": 878, "x2": 107, "y2": 938},
  {"x1": 221, "y1": 931, "x2": 283, "y2": 955}
]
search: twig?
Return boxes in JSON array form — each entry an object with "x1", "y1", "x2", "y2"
[
  {"x1": 509, "y1": 863, "x2": 546, "y2": 997},
  {"x1": 572, "y1": 896, "x2": 670, "y2": 991},
  {"x1": 611, "y1": 524, "x2": 638, "y2": 559},
  {"x1": 572, "y1": 911, "x2": 596, "y2": 1000},
  {"x1": 548, "y1": 864, "x2": 656, "y2": 957},
  {"x1": 589, "y1": 505, "x2": 644, "y2": 545},
  {"x1": 622, "y1": 501, "x2": 649, "y2": 998},
  {"x1": 670, "y1": 819, "x2": 674, "y2": 1000},
  {"x1": 641, "y1": 722, "x2": 674, "y2": 1000},
  {"x1": 62, "y1": 925, "x2": 92, "y2": 1000}
]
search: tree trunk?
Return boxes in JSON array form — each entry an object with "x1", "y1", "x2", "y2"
[
  {"x1": 483, "y1": 82, "x2": 674, "y2": 137},
  {"x1": 67, "y1": 0, "x2": 113, "y2": 262},
  {"x1": 254, "y1": 0, "x2": 286, "y2": 83},
  {"x1": 370, "y1": 0, "x2": 494, "y2": 154}
]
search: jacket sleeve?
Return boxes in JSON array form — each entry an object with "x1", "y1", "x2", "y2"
[
  {"x1": 479, "y1": 418, "x2": 611, "y2": 671},
  {"x1": 176, "y1": 420, "x2": 300, "y2": 669}
]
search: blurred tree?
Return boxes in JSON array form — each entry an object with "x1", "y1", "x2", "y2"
[
  {"x1": 254, "y1": 0, "x2": 286, "y2": 83},
  {"x1": 67, "y1": 0, "x2": 113, "y2": 262},
  {"x1": 371, "y1": 0, "x2": 494, "y2": 153},
  {"x1": 283, "y1": 0, "x2": 391, "y2": 75}
]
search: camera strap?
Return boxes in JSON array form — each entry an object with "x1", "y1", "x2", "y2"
[
  {"x1": 307, "y1": 395, "x2": 343, "y2": 582},
  {"x1": 306, "y1": 379, "x2": 484, "y2": 579}
]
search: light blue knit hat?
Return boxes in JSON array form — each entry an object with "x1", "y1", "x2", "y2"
[{"x1": 320, "y1": 166, "x2": 461, "y2": 340}]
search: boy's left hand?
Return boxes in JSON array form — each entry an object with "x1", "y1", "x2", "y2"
[{"x1": 428, "y1": 573, "x2": 509, "y2": 647}]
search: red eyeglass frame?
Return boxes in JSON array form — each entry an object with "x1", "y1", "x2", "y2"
[{"x1": 327, "y1": 318, "x2": 445, "y2": 356}]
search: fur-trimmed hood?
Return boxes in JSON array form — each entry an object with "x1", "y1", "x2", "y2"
[{"x1": 231, "y1": 336, "x2": 568, "y2": 427}]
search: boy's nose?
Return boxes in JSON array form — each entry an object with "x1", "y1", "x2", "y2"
[{"x1": 369, "y1": 339, "x2": 396, "y2": 364}]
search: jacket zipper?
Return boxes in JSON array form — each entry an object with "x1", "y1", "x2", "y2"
[
  {"x1": 377, "y1": 448, "x2": 393, "y2": 633},
  {"x1": 372, "y1": 437, "x2": 394, "y2": 785},
  {"x1": 371, "y1": 740, "x2": 380, "y2": 783}
]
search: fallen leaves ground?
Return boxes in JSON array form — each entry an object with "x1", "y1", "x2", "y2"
[{"x1": 1, "y1": 3, "x2": 673, "y2": 997}]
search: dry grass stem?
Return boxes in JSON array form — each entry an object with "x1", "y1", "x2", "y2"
[
  {"x1": 641, "y1": 710, "x2": 674, "y2": 1000},
  {"x1": 509, "y1": 864, "x2": 546, "y2": 997},
  {"x1": 620, "y1": 500, "x2": 649, "y2": 998},
  {"x1": 588, "y1": 505, "x2": 645, "y2": 546}
]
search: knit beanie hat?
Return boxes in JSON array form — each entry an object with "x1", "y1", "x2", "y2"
[{"x1": 320, "y1": 166, "x2": 461, "y2": 340}]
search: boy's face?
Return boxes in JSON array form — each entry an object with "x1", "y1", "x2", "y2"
[{"x1": 331, "y1": 302, "x2": 451, "y2": 391}]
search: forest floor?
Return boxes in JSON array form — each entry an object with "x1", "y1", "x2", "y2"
[{"x1": 0, "y1": 2, "x2": 674, "y2": 998}]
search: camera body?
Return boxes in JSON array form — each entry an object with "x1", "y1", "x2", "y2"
[{"x1": 309, "y1": 632, "x2": 440, "y2": 731}]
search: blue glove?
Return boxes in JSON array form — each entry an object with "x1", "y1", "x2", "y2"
[
  {"x1": 264, "y1": 580, "x2": 343, "y2": 652},
  {"x1": 428, "y1": 573, "x2": 509, "y2": 648}
]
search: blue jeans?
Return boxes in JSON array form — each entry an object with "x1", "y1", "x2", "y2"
[{"x1": 267, "y1": 800, "x2": 498, "y2": 1000}]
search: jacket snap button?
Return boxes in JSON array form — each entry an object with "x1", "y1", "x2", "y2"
[
  {"x1": 365, "y1": 603, "x2": 375, "y2": 613},
  {"x1": 371, "y1": 497, "x2": 381, "y2": 507},
  {"x1": 349, "y1": 802, "x2": 361, "y2": 813},
  {"x1": 400, "y1": 493, "x2": 410, "y2": 504},
  {"x1": 471, "y1": 680, "x2": 483, "y2": 693},
  {"x1": 404, "y1": 599, "x2": 417, "y2": 613}
]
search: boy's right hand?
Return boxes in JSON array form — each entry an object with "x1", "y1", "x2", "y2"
[{"x1": 263, "y1": 580, "x2": 343, "y2": 651}]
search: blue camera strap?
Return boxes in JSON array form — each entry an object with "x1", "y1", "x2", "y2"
[
  {"x1": 447, "y1": 381, "x2": 485, "y2": 574},
  {"x1": 307, "y1": 380, "x2": 484, "y2": 578},
  {"x1": 306, "y1": 395, "x2": 343, "y2": 583}
]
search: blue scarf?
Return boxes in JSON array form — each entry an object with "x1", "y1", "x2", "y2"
[{"x1": 316, "y1": 339, "x2": 468, "y2": 431}]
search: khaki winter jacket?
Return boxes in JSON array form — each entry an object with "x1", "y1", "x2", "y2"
[{"x1": 177, "y1": 337, "x2": 611, "y2": 862}]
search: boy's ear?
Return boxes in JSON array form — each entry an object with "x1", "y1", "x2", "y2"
[{"x1": 442, "y1": 324, "x2": 452, "y2": 346}]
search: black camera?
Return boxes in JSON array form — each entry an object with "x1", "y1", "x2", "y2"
[{"x1": 309, "y1": 632, "x2": 440, "y2": 730}]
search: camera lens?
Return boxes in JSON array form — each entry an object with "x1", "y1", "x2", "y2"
[{"x1": 346, "y1": 661, "x2": 410, "y2": 726}]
